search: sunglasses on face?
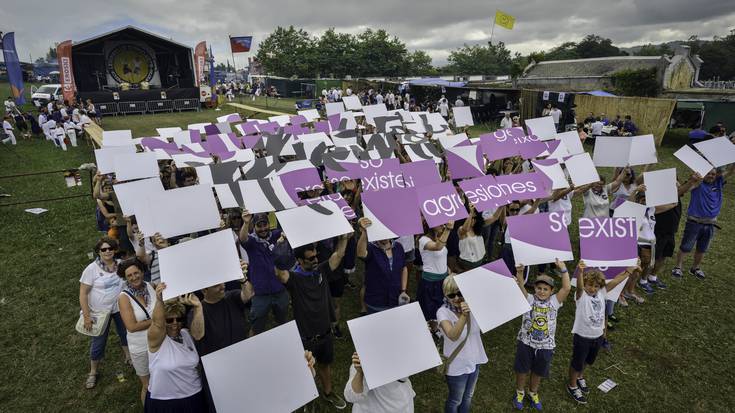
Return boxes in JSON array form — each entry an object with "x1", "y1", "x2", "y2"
[
  {"x1": 99, "y1": 247, "x2": 116, "y2": 252},
  {"x1": 166, "y1": 317, "x2": 184, "y2": 324},
  {"x1": 447, "y1": 292, "x2": 463, "y2": 299}
]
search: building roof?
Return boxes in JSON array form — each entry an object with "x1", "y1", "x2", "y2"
[
  {"x1": 523, "y1": 56, "x2": 664, "y2": 79},
  {"x1": 73, "y1": 25, "x2": 192, "y2": 50}
]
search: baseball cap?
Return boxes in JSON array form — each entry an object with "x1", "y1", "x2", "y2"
[
  {"x1": 534, "y1": 274, "x2": 555, "y2": 288},
  {"x1": 253, "y1": 213, "x2": 269, "y2": 225}
]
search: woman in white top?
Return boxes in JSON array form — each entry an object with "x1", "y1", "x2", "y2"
[
  {"x1": 458, "y1": 204, "x2": 486, "y2": 270},
  {"x1": 117, "y1": 258, "x2": 157, "y2": 405},
  {"x1": 146, "y1": 283, "x2": 205, "y2": 412},
  {"x1": 344, "y1": 352, "x2": 415, "y2": 413},
  {"x1": 576, "y1": 173, "x2": 625, "y2": 218},
  {"x1": 79, "y1": 236, "x2": 128, "y2": 390},
  {"x1": 610, "y1": 167, "x2": 643, "y2": 214},
  {"x1": 417, "y1": 222, "x2": 453, "y2": 324},
  {"x1": 437, "y1": 275, "x2": 488, "y2": 413}
]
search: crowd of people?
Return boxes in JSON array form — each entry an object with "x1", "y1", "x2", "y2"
[{"x1": 70, "y1": 91, "x2": 735, "y2": 413}]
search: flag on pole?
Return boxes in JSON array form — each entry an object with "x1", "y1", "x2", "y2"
[
  {"x1": 229, "y1": 36, "x2": 253, "y2": 53},
  {"x1": 494, "y1": 10, "x2": 515, "y2": 30},
  {"x1": 2, "y1": 32, "x2": 26, "y2": 105},
  {"x1": 208, "y1": 46, "x2": 217, "y2": 102}
]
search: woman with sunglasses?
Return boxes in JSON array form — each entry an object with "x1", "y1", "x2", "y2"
[
  {"x1": 437, "y1": 275, "x2": 487, "y2": 413},
  {"x1": 146, "y1": 283, "x2": 206, "y2": 412},
  {"x1": 79, "y1": 236, "x2": 129, "y2": 389}
]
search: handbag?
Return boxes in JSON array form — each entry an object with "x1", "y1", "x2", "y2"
[
  {"x1": 75, "y1": 309, "x2": 111, "y2": 337},
  {"x1": 436, "y1": 315, "x2": 472, "y2": 375}
]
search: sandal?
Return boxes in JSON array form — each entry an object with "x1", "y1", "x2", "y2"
[{"x1": 85, "y1": 373, "x2": 98, "y2": 389}]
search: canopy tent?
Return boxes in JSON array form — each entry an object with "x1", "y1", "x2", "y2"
[
  {"x1": 408, "y1": 78, "x2": 467, "y2": 88},
  {"x1": 581, "y1": 90, "x2": 617, "y2": 97}
]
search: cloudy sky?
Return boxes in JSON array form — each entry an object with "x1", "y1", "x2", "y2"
[{"x1": 5, "y1": 0, "x2": 735, "y2": 68}]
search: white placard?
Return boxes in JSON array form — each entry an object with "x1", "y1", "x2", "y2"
[
  {"x1": 613, "y1": 200, "x2": 648, "y2": 232},
  {"x1": 94, "y1": 145, "x2": 137, "y2": 174},
  {"x1": 694, "y1": 136, "x2": 735, "y2": 167},
  {"x1": 155, "y1": 127, "x2": 183, "y2": 138},
  {"x1": 565, "y1": 153, "x2": 600, "y2": 186},
  {"x1": 643, "y1": 168, "x2": 678, "y2": 207},
  {"x1": 173, "y1": 130, "x2": 196, "y2": 146},
  {"x1": 201, "y1": 321, "x2": 318, "y2": 413},
  {"x1": 593, "y1": 137, "x2": 632, "y2": 167},
  {"x1": 102, "y1": 129, "x2": 133, "y2": 147},
  {"x1": 326, "y1": 101, "x2": 345, "y2": 117},
  {"x1": 275, "y1": 201, "x2": 354, "y2": 248},
  {"x1": 214, "y1": 184, "x2": 240, "y2": 209},
  {"x1": 453, "y1": 106, "x2": 474, "y2": 127},
  {"x1": 673, "y1": 145, "x2": 714, "y2": 177},
  {"x1": 454, "y1": 266, "x2": 531, "y2": 333},
  {"x1": 524, "y1": 117, "x2": 557, "y2": 141},
  {"x1": 297, "y1": 109, "x2": 321, "y2": 122},
  {"x1": 438, "y1": 133, "x2": 470, "y2": 149},
  {"x1": 112, "y1": 177, "x2": 164, "y2": 217},
  {"x1": 268, "y1": 115, "x2": 291, "y2": 127},
  {"x1": 532, "y1": 160, "x2": 570, "y2": 189},
  {"x1": 347, "y1": 302, "x2": 442, "y2": 390},
  {"x1": 151, "y1": 148, "x2": 172, "y2": 160},
  {"x1": 362, "y1": 104, "x2": 388, "y2": 127},
  {"x1": 238, "y1": 178, "x2": 297, "y2": 214},
  {"x1": 158, "y1": 230, "x2": 243, "y2": 300},
  {"x1": 136, "y1": 185, "x2": 221, "y2": 238},
  {"x1": 342, "y1": 95, "x2": 363, "y2": 111},
  {"x1": 628, "y1": 135, "x2": 658, "y2": 166},
  {"x1": 113, "y1": 152, "x2": 159, "y2": 182},
  {"x1": 216, "y1": 113, "x2": 242, "y2": 123},
  {"x1": 187, "y1": 123, "x2": 211, "y2": 134},
  {"x1": 556, "y1": 131, "x2": 584, "y2": 155}
]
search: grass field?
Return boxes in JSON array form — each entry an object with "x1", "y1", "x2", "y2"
[{"x1": 0, "y1": 95, "x2": 733, "y2": 412}]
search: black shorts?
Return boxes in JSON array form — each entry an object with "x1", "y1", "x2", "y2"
[
  {"x1": 514, "y1": 341, "x2": 554, "y2": 377},
  {"x1": 655, "y1": 232, "x2": 676, "y2": 259},
  {"x1": 570, "y1": 334, "x2": 603, "y2": 372},
  {"x1": 302, "y1": 333, "x2": 334, "y2": 365}
]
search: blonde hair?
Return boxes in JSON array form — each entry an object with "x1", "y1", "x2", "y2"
[
  {"x1": 583, "y1": 270, "x2": 606, "y2": 288},
  {"x1": 442, "y1": 275, "x2": 459, "y2": 296},
  {"x1": 164, "y1": 301, "x2": 186, "y2": 318}
]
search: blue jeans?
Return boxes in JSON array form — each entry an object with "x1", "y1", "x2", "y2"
[
  {"x1": 445, "y1": 365, "x2": 480, "y2": 413},
  {"x1": 249, "y1": 289, "x2": 289, "y2": 334},
  {"x1": 90, "y1": 312, "x2": 128, "y2": 361}
]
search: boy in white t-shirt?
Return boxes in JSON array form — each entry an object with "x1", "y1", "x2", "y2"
[
  {"x1": 567, "y1": 260, "x2": 636, "y2": 404},
  {"x1": 512, "y1": 259, "x2": 571, "y2": 410}
]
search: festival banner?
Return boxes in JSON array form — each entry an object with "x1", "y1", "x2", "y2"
[
  {"x1": 444, "y1": 144, "x2": 485, "y2": 179},
  {"x1": 415, "y1": 182, "x2": 469, "y2": 228},
  {"x1": 506, "y1": 212, "x2": 573, "y2": 265},
  {"x1": 229, "y1": 36, "x2": 253, "y2": 53},
  {"x1": 361, "y1": 188, "x2": 423, "y2": 241},
  {"x1": 579, "y1": 217, "x2": 639, "y2": 267},
  {"x1": 56, "y1": 39, "x2": 75, "y2": 103},
  {"x1": 194, "y1": 41, "x2": 207, "y2": 87},
  {"x1": 2, "y1": 33, "x2": 26, "y2": 105}
]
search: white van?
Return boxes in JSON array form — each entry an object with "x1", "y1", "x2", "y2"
[{"x1": 31, "y1": 84, "x2": 63, "y2": 107}]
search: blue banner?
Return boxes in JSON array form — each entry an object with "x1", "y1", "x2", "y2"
[
  {"x1": 208, "y1": 46, "x2": 216, "y2": 102},
  {"x1": 2, "y1": 32, "x2": 26, "y2": 105}
]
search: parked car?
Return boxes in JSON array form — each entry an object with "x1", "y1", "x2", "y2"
[{"x1": 31, "y1": 84, "x2": 62, "y2": 107}]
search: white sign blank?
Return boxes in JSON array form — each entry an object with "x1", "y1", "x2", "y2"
[
  {"x1": 643, "y1": 168, "x2": 678, "y2": 207},
  {"x1": 454, "y1": 266, "x2": 531, "y2": 333},
  {"x1": 156, "y1": 127, "x2": 183, "y2": 138},
  {"x1": 275, "y1": 201, "x2": 354, "y2": 248},
  {"x1": 628, "y1": 135, "x2": 658, "y2": 166},
  {"x1": 593, "y1": 137, "x2": 631, "y2": 167},
  {"x1": 565, "y1": 153, "x2": 600, "y2": 186},
  {"x1": 453, "y1": 106, "x2": 474, "y2": 127},
  {"x1": 113, "y1": 151, "x2": 160, "y2": 181},
  {"x1": 694, "y1": 136, "x2": 735, "y2": 167},
  {"x1": 94, "y1": 145, "x2": 137, "y2": 174},
  {"x1": 297, "y1": 109, "x2": 321, "y2": 122},
  {"x1": 102, "y1": 129, "x2": 133, "y2": 147},
  {"x1": 112, "y1": 177, "x2": 164, "y2": 217},
  {"x1": 342, "y1": 95, "x2": 363, "y2": 111},
  {"x1": 136, "y1": 184, "x2": 221, "y2": 238},
  {"x1": 524, "y1": 117, "x2": 557, "y2": 140},
  {"x1": 556, "y1": 131, "x2": 584, "y2": 155},
  {"x1": 158, "y1": 230, "x2": 243, "y2": 300},
  {"x1": 673, "y1": 145, "x2": 714, "y2": 177},
  {"x1": 326, "y1": 102, "x2": 345, "y2": 117},
  {"x1": 347, "y1": 302, "x2": 442, "y2": 390}
]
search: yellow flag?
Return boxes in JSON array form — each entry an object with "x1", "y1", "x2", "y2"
[{"x1": 495, "y1": 10, "x2": 515, "y2": 30}]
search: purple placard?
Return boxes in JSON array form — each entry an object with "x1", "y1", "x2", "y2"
[
  {"x1": 236, "y1": 121, "x2": 261, "y2": 135},
  {"x1": 360, "y1": 158, "x2": 405, "y2": 192},
  {"x1": 506, "y1": 212, "x2": 573, "y2": 265},
  {"x1": 445, "y1": 144, "x2": 485, "y2": 179},
  {"x1": 362, "y1": 188, "x2": 423, "y2": 238},
  {"x1": 416, "y1": 182, "x2": 469, "y2": 228},
  {"x1": 458, "y1": 175, "x2": 511, "y2": 211},
  {"x1": 579, "y1": 217, "x2": 638, "y2": 267},
  {"x1": 324, "y1": 160, "x2": 363, "y2": 182},
  {"x1": 241, "y1": 134, "x2": 264, "y2": 149},
  {"x1": 202, "y1": 134, "x2": 236, "y2": 158},
  {"x1": 141, "y1": 137, "x2": 178, "y2": 152},
  {"x1": 290, "y1": 115, "x2": 309, "y2": 126},
  {"x1": 299, "y1": 193, "x2": 356, "y2": 220},
  {"x1": 573, "y1": 265, "x2": 627, "y2": 281},
  {"x1": 279, "y1": 166, "x2": 324, "y2": 203},
  {"x1": 494, "y1": 172, "x2": 551, "y2": 202},
  {"x1": 314, "y1": 121, "x2": 331, "y2": 135},
  {"x1": 517, "y1": 135, "x2": 548, "y2": 159},
  {"x1": 256, "y1": 122, "x2": 280, "y2": 134},
  {"x1": 482, "y1": 258, "x2": 514, "y2": 278},
  {"x1": 479, "y1": 127, "x2": 524, "y2": 161},
  {"x1": 400, "y1": 160, "x2": 441, "y2": 188}
]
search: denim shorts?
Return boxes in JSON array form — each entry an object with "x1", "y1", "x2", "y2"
[{"x1": 679, "y1": 221, "x2": 716, "y2": 253}]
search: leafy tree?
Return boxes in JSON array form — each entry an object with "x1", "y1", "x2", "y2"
[
  {"x1": 313, "y1": 28, "x2": 357, "y2": 78},
  {"x1": 256, "y1": 26, "x2": 316, "y2": 78},
  {"x1": 697, "y1": 29, "x2": 735, "y2": 80},
  {"x1": 45, "y1": 47, "x2": 57, "y2": 62},
  {"x1": 443, "y1": 42, "x2": 512, "y2": 75},
  {"x1": 635, "y1": 43, "x2": 672, "y2": 56},
  {"x1": 405, "y1": 50, "x2": 436, "y2": 76},
  {"x1": 575, "y1": 35, "x2": 627, "y2": 58},
  {"x1": 352, "y1": 29, "x2": 408, "y2": 77},
  {"x1": 611, "y1": 68, "x2": 660, "y2": 96}
]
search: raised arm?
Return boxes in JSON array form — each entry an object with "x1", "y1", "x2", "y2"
[
  {"x1": 238, "y1": 210, "x2": 253, "y2": 243},
  {"x1": 678, "y1": 173, "x2": 702, "y2": 196},
  {"x1": 551, "y1": 186, "x2": 575, "y2": 202},
  {"x1": 607, "y1": 259, "x2": 640, "y2": 291},
  {"x1": 458, "y1": 205, "x2": 475, "y2": 239},
  {"x1": 356, "y1": 217, "x2": 370, "y2": 259},
  {"x1": 575, "y1": 260, "x2": 586, "y2": 300},
  {"x1": 574, "y1": 183, "x2": 594, "y2": 196},
  {"x1": 439, "y1": 302, "x2": 470, "y2": 341},
  {"x1": 147, "y1": 283, "x2": 168, "y2": 353},
  {"x1": 609, "y1": 169, "x2": 626, "y2": 194},
  {"x1": 329, "y1": 233, "x2": 351, "y2": 272},
  {"x1": 422, "y1": 222, "x2": 453, "y2": 251},
  {"x1": 554, "y1": 258, "x2": 572, "y2": 303},
  {"x1": 180, "y1": 293, "x2": 204, "y2": 340},
  {"x1": 514, "y1": 264, "x2": 527, "y2": 296},
  {"x1": 239, "y1": 261, "x2": 254, "y2": 303},
  {"x1": 483, "y1": 207, "x2": 504, "y2": 226}
]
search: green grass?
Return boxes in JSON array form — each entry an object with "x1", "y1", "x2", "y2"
[{"x1": 1, "y1": 106, "x2": 733, "y2": 412}]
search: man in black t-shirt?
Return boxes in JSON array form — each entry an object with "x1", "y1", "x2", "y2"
[{"x1": 275, "y1": 235, "x2": 350, "y2": 410}]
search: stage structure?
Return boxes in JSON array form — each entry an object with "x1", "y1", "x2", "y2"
[{"x1": 67, "y1": 26, "x2": 200, "y2": 115}]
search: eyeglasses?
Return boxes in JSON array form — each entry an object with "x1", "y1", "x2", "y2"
[
  {"x1": 166, "y1": 317, "x2": 184, "y2": 324},
  {"x1": 99, "y1": 247, "x2": 116, "y2": 252},
  {"x1": 446, "y1": 292, "x2": 463, "y2": 299}
]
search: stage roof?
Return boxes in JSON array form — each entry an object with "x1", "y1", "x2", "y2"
[{"x1": 73, "y1": 26, "x2": 192, "y2": 51}]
